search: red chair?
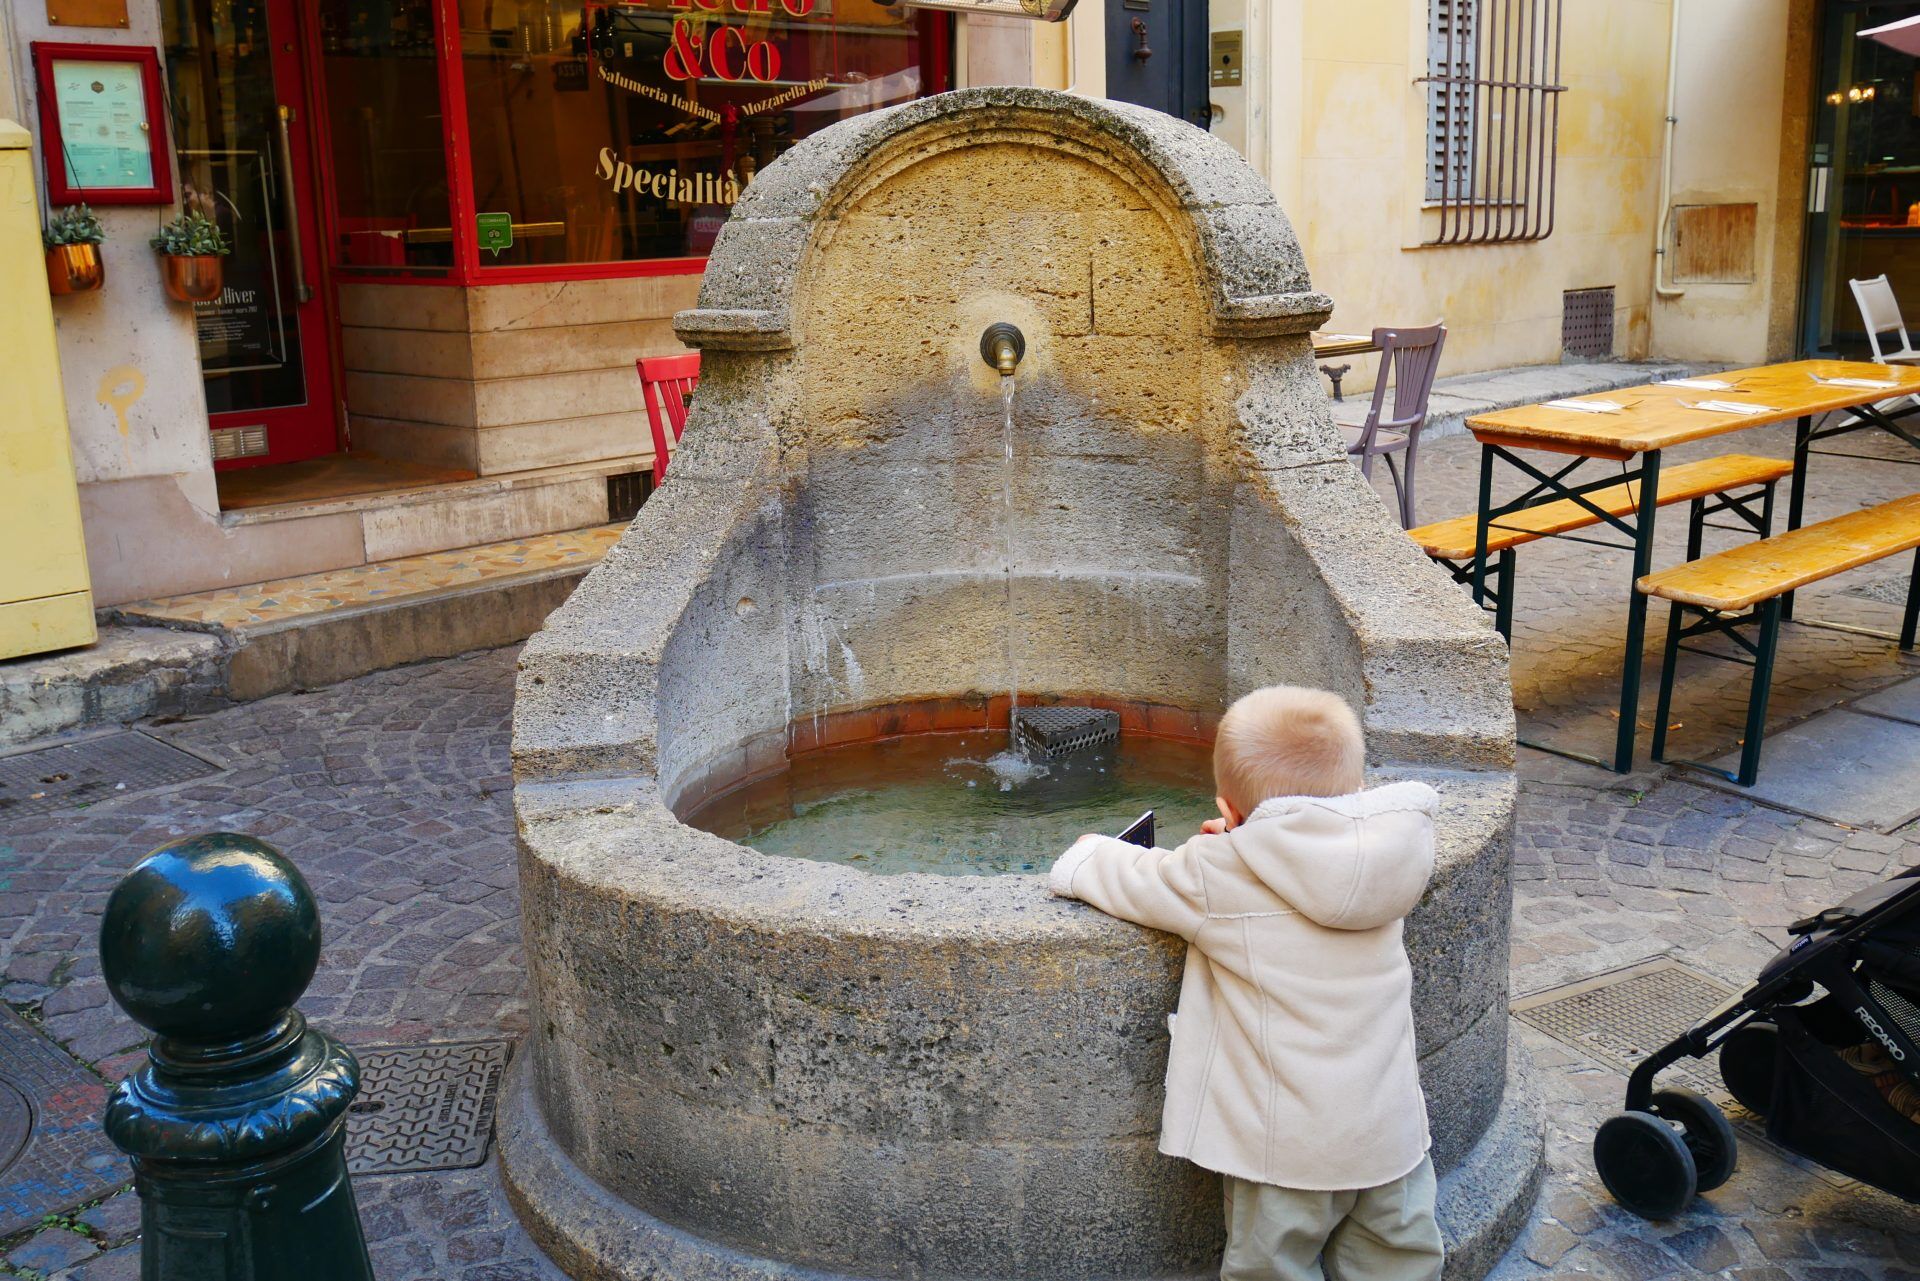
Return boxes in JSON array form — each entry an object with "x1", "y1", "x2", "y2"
[{"x1": 637, "y1": 351, "x2": 701, "y2": 485}]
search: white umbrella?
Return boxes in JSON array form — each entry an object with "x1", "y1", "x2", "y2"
[{"x1": 1859, "y1": 14, "x2": 1920, "y2": 56}]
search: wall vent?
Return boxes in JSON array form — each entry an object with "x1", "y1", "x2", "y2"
[
  {"x1": 607, "y1": 469, "x2": 653, "y2": 523},
  {"x1": 1562, "y1": 287, "x2": 1616, "y2": 360},
  {"x1": 209, "y1": 424, "x2": 270, "y2": 461}
]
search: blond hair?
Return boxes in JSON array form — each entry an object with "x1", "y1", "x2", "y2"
[{"x1": 1212, "y1": 686, "x2": 1365, "y2": 814}]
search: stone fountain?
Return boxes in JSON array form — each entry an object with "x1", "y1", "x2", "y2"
[{"x1": 503, "y1": 87, "x2": 1541, "y2": 1281}]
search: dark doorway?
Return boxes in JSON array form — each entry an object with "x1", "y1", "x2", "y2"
[
  {"x1": 1800, "y1": 0, "x2": 1920, "y2": 355},
  {"x1": 1105, "y1": 0, "x2": 1211, "y2": 131}
]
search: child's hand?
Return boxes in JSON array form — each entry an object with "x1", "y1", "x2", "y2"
[{"x1": 1199, "y1": 817, "x2": 1228, "y2": 835}]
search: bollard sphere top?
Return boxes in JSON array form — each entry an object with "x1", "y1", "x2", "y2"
[{"x1": 100, "y1": 832, "x2": 323, "y2": 1044}]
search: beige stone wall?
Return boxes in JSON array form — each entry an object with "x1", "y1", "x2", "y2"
[
  {"x1": 1649, "y1": 0, "x2": 1804, "y2": 364},
  {"x1": 340, "y1": 275, "x2": 699, "y2": 476},
  {"x1": 790, "y1": 139, "x2": 1228, "y2": 719}
]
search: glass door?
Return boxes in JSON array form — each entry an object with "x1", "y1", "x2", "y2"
[
  {"x1": 162, "y1": 0, "x2": 341, "y2": 469},
  {"x1": 1801, "y1": 0, "x2": 1920, "y2": 356}
]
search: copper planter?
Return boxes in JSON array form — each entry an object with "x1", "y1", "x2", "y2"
[
  {"x1": 161, "y1": 254, "x2": 223, "y2": 303},
  {"x1": 45, "y1": 243, "x2": 104, "y2": 295}
]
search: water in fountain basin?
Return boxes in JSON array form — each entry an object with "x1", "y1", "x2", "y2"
[{"x1": 683, "y1": 729, "x2": 1218, "y2": 876}]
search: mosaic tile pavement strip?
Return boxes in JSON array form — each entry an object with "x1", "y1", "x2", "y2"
[
  {"x1": 1512, "y1": 955, "x2": 1853, "y2": 1189},
  {"x1": 0, "y1": 732, "x2": 220, "y2": 819},
  {"x1": 344, "y1": 1040, "x2": 512, "y2": 1176},
  {"x1": 119, "y1": 525, "x2": 625, "y2": 631},
  {"x1": 0, "y1": 1006, "x2": 125, "y2": 1237}
]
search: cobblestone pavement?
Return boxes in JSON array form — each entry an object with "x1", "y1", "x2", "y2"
[{"x1": 2, "y1": 421, "x2": 1918, "y2": 1278}]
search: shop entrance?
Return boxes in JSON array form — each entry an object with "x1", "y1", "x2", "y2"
[
  {"x1": 1800, "y1": 0, "x2": 1920, "y2": 355},
  {"x1": 160, "y1": 0, "x2": 342, "y2": 475}
]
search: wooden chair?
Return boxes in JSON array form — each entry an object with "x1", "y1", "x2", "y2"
[
  {"x1": 1345, "y1": 324, "x2": 1446, "y2": 528},
  {"x1": 1641, "y1": 492, "x2": 1920, "y2": 786},
  {"x1": 638, "y1": 351, "x2": 701, "y2": 485}
]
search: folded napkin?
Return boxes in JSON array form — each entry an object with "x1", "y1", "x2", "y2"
[
  {"x1": 1658, "y1": 378, "x2": 1735, "y2": 391},
  {"x1": 1319, "y1": 333, "x2": 1370, "y2": 342},
  {"x1": 1813, "y1": 375, "x2": 1900, "y2": 390},
  {"x1": 1542, "y1": 398, "x2": 1624, "y2": 414},
  {"x1": 1683, "y1": 399, "x2": 1775, "y2": 416}
]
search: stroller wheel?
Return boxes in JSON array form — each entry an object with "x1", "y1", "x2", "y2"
[
  {"x1": 1650, "y1": 1088, "x2": 1738, "y2": 1192},
  {"x1": 1719, "y1": 1021, "x2": 1778, "y2": 1117},
  {"x1": 1594, "y1": 1110, "x2": 1697, "y2": 1219}
]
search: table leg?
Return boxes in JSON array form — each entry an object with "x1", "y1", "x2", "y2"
[
  {"x1": 1319, "y1": 363, "x2": 1351, "y2": 401},
  {"x1": 1784, "y1": 414, "x2": 1811, "y2": 622},
  {"x1": 1471, "y1": 444, "x2": 1495, "y2": 607},
  {"x1": 1613, "y1": 450, "x2": 1663, "y2": 774}
]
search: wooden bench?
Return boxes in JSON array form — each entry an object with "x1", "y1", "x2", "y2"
[
  {"x1": 1408, "y1": 454, "x2": 1795, "y2": 640},
  {"x1": 1639, "y1": 492, "x2": 1920, "y2": 786}
]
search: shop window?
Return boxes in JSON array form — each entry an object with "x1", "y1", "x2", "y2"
[
  {"x1": 318, "y1": 0, "x2": 456, "y2": 275},
  {"x1": 457, "y1": 0, "x2": 933, "y2": 268}
]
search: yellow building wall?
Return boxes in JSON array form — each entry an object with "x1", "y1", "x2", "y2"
[
  {"x1": 1284, "y1": 0, "x2": 1669, "y2": 384},
  {"x1": 1032, "y1": 0, "x2": 1802, "y2": 390},
  {"x1": 0, "y1": 120, "x2": 95, "y2": 659}
]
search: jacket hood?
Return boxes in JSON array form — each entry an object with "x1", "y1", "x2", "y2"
[{"x1": 1233, "y1": 781, "x2": 1439, "y2": 930}]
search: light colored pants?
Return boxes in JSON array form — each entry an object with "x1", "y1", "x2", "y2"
[{"x1": 1220, "y1": 1157, "x2": 1444, "y2": 1281}]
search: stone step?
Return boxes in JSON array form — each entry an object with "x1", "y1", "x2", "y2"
[{"x1": 0, "y1": 525, "x2": 621, "y2": 747}]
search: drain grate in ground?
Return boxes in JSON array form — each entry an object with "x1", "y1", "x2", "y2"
[
  {"x1": 0, "y1": 1006, "x2": 125, "y2": 1236},
  {"x1": 1843, "y1": 571, "x2": 1916, "y2": 608},
  {"x1": 1513, "y1": 956, "x2": 1737, "y2": 1098},
  {"x1": 0, "y1": 732, "x2": 219, "y2": 817},
  {"x1": 344, "y1": 1040, "x2": 511, "y2": 1176},
  {"x1": 1513, "y1": 956, "x2": 1853, "y2": 1188}
]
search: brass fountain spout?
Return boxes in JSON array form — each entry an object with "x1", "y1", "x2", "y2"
[{"x1": 980, "y1": 322, "x2": 1026, "y2": 377}]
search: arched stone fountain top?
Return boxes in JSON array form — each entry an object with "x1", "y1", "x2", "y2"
[{"x1": 677, "y1": 86, "x2": 1334, "y2": 348}]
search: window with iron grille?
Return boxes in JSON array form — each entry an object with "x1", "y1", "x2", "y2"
[{"x1": 1420, "y1": 0, "x2": 1567, "y2": 245}]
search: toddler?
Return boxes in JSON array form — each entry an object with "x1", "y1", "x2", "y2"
[{"x1": 1049, "y1": 686, "x2": 1443, "y2": 1281}]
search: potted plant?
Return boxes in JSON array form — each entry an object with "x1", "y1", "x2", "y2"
[
  {"x1": 150, "y1": 211, "x2": 229, "y2": 303},
  {"x1": 43, "y1": 205, "x2": 105, "y2": 295}
]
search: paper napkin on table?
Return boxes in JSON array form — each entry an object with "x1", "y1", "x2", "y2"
[
  {"x1": 1683, "y1": 399, "x2": 1774, "y2": 416},
  {"x1": 1658, "y1": 378, "x2": 1735, "y2": 391},
  {"x1": 1542, "y1": 398, "x2": 1624, "y2": 414},
  {"x1": 1812, "y1": 375, "x2": 1900, "y2": 389}
]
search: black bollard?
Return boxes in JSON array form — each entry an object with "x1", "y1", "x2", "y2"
[{"x1": 99, "y1": 832, "x2": 374, "y2": 1281}]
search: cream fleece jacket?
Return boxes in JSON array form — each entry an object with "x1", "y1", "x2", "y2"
[{"x1": 1049, "y1": 780, "x2": 1439, "y2": 1191}]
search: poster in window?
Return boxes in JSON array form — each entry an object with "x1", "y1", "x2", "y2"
[{"x1": 180, "y1": 149, "x2": 287, "y2": 379}]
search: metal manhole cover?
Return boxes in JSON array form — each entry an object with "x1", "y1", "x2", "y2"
[
  {"x1": 344, "y1": 1040, "x2": 511, "y2": 1175},
  {"x1": 0, "y1": 1006, "x2": 125, "y2": 1235},
  {"x1": 0, "y1": 1080, "x2": 30, "y2": 1173},
  {"x1": 0, "y1": 732, "x2": 219, "y2": 817},
  {"x1": 1513, "y1": 956, "x2": 1854, "y2": 1189}
]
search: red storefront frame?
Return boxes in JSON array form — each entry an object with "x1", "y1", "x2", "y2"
[{"x1": 301, "y1": 2, "x2": 953, "y2": 290}]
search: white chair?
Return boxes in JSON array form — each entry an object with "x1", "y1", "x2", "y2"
[{"x1": 1850, "y1": 275, "x2": 1920, "y2": 363}]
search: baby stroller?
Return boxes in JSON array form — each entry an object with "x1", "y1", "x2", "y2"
[{"x1": 1592, "y1": 868, "x2": 1920, "y2": 1218}]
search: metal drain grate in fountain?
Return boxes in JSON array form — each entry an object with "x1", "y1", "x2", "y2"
[
  {"x1": 1014, "y1": 707, "x2": 1119, "y2": 758},
  {"x1": 344, "y1": 1040, "x2": 511, "y2": 1175}
]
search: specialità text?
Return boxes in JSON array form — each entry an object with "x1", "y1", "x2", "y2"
[{"x1": 596, "y1": 150, "x2": 743, "y2": 205}]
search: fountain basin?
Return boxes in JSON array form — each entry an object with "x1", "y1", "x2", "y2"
[{"x1": 506, "y1": 87, "x2": 1541, "y2": 1281}]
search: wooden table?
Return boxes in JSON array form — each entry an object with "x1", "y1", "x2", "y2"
[
  {"x1": 1311, "y1": 332, "x2": 1379, "y2": 401},
  {"x1": 1463, "y1": 358, "x2": 1920, "y2": 772}
]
